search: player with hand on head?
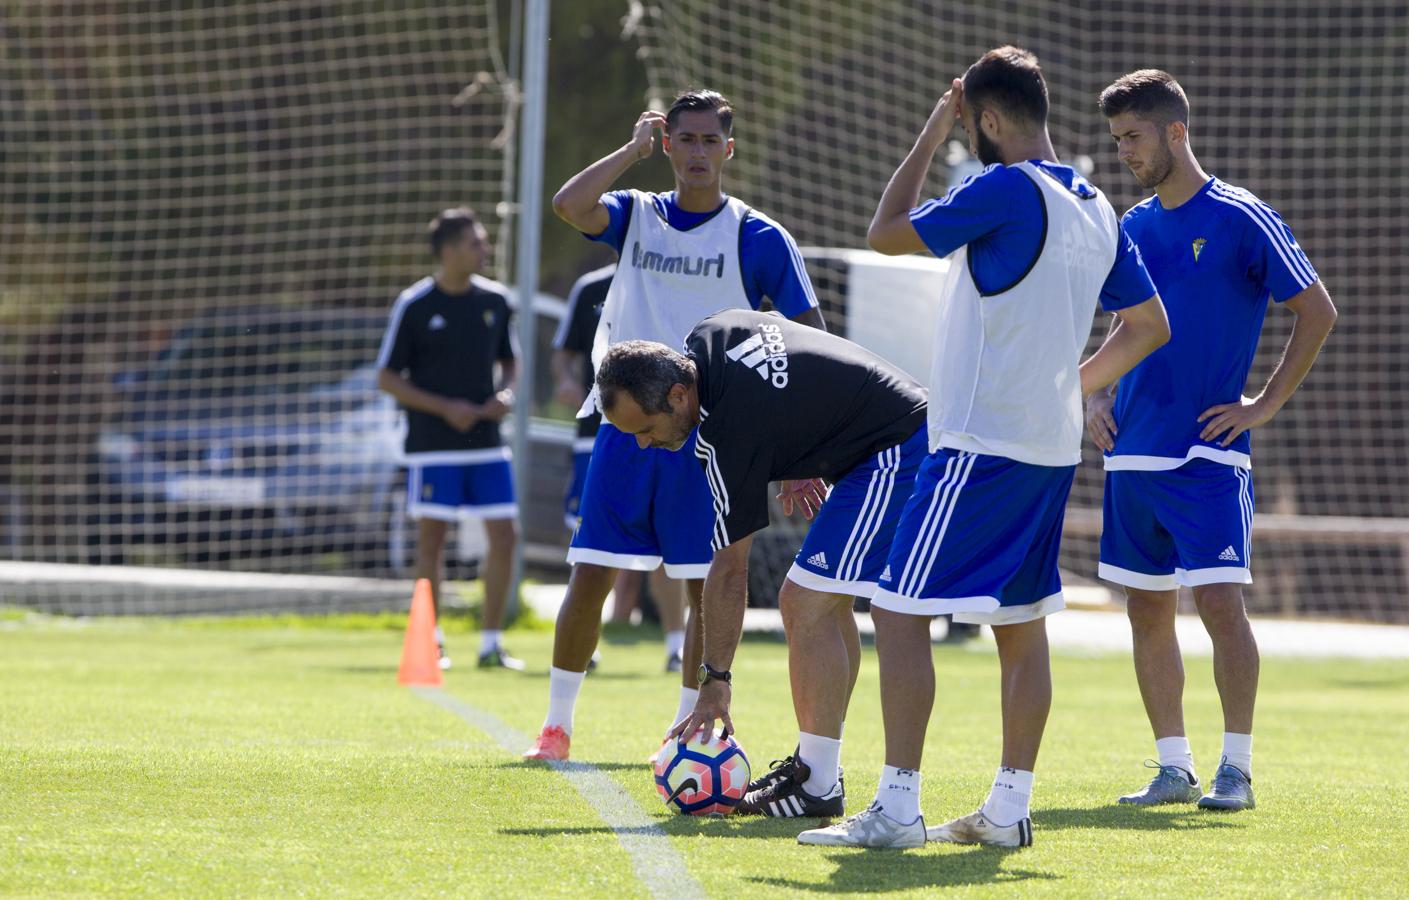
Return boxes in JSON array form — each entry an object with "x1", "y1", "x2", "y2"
[
  {"x1": 597, "y1": 308, "x2": 927, "y2": 819},
  {"x1": 523, "y1": 90, "x2": 825, "y2": 762},
  {"x1": 376, "y1": 208, "x2": 521, "y2": 671},
  {"x1": 1095, "y1": 70, "x2": 1336, "y2": 811},
  {"x1": 800, "y1": 47, "x2": 1170, "y2": 849}
]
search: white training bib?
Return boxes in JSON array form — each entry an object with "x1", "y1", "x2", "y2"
[
  {"x1": 927, "y1": 161, "x2": 1120, "y2": 467},
  {"x1": 580, "y1": 190, "x2": 752, "y2": 416}
]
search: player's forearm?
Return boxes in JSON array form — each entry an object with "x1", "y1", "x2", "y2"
[
  {"x1": 699, "y1": 540, "x2": 752, "y2": 671},
  {"x1": 551, "y1": 144, "x2": 639, "y2": 230},
  {"x1": 788, "y1": 306, "x2": 827, "y2": 332},
  {"x1": 868, "y1": 140, "x2": 938, "y2": 253},
  {"x1": 1256, "y1": 298, "x2": 1337, "y2": 412},
  {"x1": 1079, "y1": 297, "x2": 1170, "y2": 396},
  {"x1": 497, "y1": 358, "x2": 519, "y2": 393},
  {"x1": 377, "y1": 369, "x2": 458, "y2": 417}
]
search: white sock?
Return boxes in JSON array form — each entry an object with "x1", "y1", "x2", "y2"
[
  {"x1": 543, "y1": 667, "x2": 586, "y2": 735},
  {"x1": 479, "y1": 629, "x2": 502, "y2": 654},
  {"x1": 875, "y1": 765, "x2": 921, "y2": 824},
  {"x1": 664, "y1": 630, "x2": 686, "y2": 658},
  {"x1": 1222, "y1": 732, "x2": 1253, "y2": 777},
  {"x1": 1155, "y1": 735, "x2": 1198, "y2": 783},
  {"x1": 798, "y1": 731, "x2": 842, "y2": 797},
  {"x1": 980, "y1": 766, "x2": 1034, "y2": 827},
  {"x1": 671, "y1": 687, "x2": 700, "y2": 732}
]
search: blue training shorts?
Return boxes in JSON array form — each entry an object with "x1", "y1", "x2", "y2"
[
  {"x1": 563, "y1": 437, "x2": 595, "y2": 531},
  {"x1": 1099, "y1": 459, "x2": 1254, "y2": 590},
  {"x1": 567, "y1": 422, "x2": 715, "y2": 578},
  {"x1": 786, "y1": 427, "x2": 928, "y2": 596},
  {"x1": 871, "y1": 447, "x2": 1075, "y2": 625},
  {"x1": 407, "y1": 448, "x2": 517, "y2": 522}
]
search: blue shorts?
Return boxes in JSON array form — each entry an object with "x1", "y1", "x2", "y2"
[
  {"x1": 786, "y1": 427, "x2": 927, "y2": 596},
  {"x1": 563, "y1": 437, "x2": 595, "y2": 530},
  {"x1": 407, "y1": 449, "x2": 516, "y2": 521},
  {"x1": 1099, "y1": 459, "x2": 1253, "y2": 590},
  {"x1": 871, "y1": 448, "x2": 1075, "y2": 625},
  {"x1": 567, "y1": 423, "x2": 715, "y2": 578}
]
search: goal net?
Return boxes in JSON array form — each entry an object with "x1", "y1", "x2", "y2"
[
  {"x1": 0, "y1": 2, "x2": 522, "y2": 613},
  {"x1": 633, "y1": 0, "x2": 1409, "y2": 621}
]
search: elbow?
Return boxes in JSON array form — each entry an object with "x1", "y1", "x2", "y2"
[
  {"x1": 866, "y1": 224, "x2": 899, "y2": 255},
  {"x1": 551, "y1": 188, "x2": 576, "y2": 225}
]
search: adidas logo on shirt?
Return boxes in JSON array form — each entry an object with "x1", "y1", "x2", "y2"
[
  {"x1": 1218, "y1": 546, "x2": 1241, "y2": 562},
  {"x1": 725, "y1": 323, "x2": 791, "y2": 388},
  {"x1": 806, "y1": 551, "x2": 829, "y2": 570},
  {"x1": 428, "y1": 314, "x2": 447, "y2": 331}
]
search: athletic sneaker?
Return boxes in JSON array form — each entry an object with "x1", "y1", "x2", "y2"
[
  {"x1": 522, "y1": 725, "x2": 570, "y2": 761},
  {"x1": 478, "y1": 647, "x2": 525, "y2": 671},
  {"x1": 797, "y1": 803, "x2": 925, "y2": 848},
  {"x1": 664, "y1": 649, "x2": 684, "y2": 674},
  {"x1": 437, "y1": 640, "x2": 452, "y2": 671},
  {"x1": 1119, "y1": 760, "x2": 1200, "y2": 806},
  {"x1": 926, "y1": 809, "x2": 1033, "y2": 847},
  {"x1": 1197, "y1": 757, "x2": 1255, "y2": 811},
  {"x1": 737, "y1": 758, "x2": 844, "y2": 818}
]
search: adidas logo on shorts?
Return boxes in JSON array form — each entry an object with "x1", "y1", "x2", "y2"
[
  {"x1": 880, "y1": 565, "x2": 892, "y2": 581},
  {"x1": 1218, "y1": 546, "x2": 1241, "y2": 562},
  {"x1": 807, "y1": 551, "x2": 828, "y2": 570}
]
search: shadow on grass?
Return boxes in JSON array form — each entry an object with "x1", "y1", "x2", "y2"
[
  {"x1": 496, "y1": 758, "x2": 647, "y2": 773},
  {"x1": 1036, "y1": 805, "x2": 1243, "y2": 833},
  {"x1": 751, "y1": 845, "x2": 1056, "y2": 893}
]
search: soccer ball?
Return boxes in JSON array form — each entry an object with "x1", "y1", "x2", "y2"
[{"x1": 653, "y1": 731, "x2": 750, "y2": 816}]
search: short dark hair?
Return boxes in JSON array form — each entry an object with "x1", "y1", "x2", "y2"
[
  {"x1": 962, "y1": 46, "x2": 1049, "y2": 130},
  {"x1": 665, "y1": 89, "x2": 734, "y2": 135},
  {"x1": 427, "y1": 207, "x2": 479, "y2": 257},
  {"x1": 1098, "y1": 69, "x2": 1190, "y2": 126},
  {"x1": 596, "y1": 340, "x2": 696, "y2": 415}
]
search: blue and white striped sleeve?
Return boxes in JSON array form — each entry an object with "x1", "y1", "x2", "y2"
[
  {"x1": 1210, "y1": 183, "x2": 1318, "y2": 302},
  {"x1": 740, "y1": 211, "x2": 819, "y2": 318}
]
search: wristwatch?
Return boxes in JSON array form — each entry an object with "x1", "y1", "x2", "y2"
[{"x1": 696, "y1": 662, "x2": 731, "y2": 686}]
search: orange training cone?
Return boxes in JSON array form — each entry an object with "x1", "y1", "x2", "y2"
[{"x1": 398, "y1": 578, "x2": 443, "y2": 687}]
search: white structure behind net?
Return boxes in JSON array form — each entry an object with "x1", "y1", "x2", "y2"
[
  {"x1": 0, "y1": 2, "x2": 522, "y2": 613},
  {"x1": 634, "y1": 0, "x2": 1409, "y2": 621}
]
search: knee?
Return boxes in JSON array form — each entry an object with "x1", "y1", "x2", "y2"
[
  {"x1": 485, "y1": 519, "x2": 518, "y2": 551},
  {"x1": 778, "y1": 581, "x2": 831, "y2": 633},
  {"x1": 1125, "y1": 592, "x2": 1175, "y2": 634},
  {"x1": 1193, "y1": 585, "x2": 1249, "y2": 629}
]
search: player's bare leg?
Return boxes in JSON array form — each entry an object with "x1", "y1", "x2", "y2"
[
  {"x1": 1125, "y1": 587, "x2": 1188, "y2": 741},
  {"x1": 550, "y1": 562, "x2": 619, "y2": 671},
  {"x1": 476, "y1": 516, "x2": 522, "y2": 669},
  {"x1": 680, "y1": 578, "x2": 704, "y2": 688},
  {"x1": 1192, "y1": 582, "x2": 1258, "y2": 810},
  {"x1": 778, "y1": 580, "x2": 855, "y2": 739},
  {"x1": 414, "y1": 517, "x2": 450, "y2": 617},
  {"x1": 872, "y1": 605, "x2": 934, "y2": 771},
  {"x1": 480, "y1": 516, "x2": 518, "y2": 632},
  {"x1": 1117, "y1": 585, "x2": 1200, "y2": 804},
  {"x1": 652, "y1": 569, "x2": 688, "y2": 672},
  {"x1": 991, "y1": 618, "x2": 1051, "y2": 772},
  {"x1": 608, "y1": 569, "x2": 644, "y2": 622}
]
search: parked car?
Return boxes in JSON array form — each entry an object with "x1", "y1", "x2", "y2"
[{"x1": 90, "y1": 297, "x2": 572, "y2": 573}]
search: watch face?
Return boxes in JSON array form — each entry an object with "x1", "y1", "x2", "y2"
[{"x1": 696, "y1": 664, "x2": 708, "y2": 686}]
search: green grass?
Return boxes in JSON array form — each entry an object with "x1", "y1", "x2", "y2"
[{"x1": 3, "y1": 615, "x2": 1407, "y2": 897}]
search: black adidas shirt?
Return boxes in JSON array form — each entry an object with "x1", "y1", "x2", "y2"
[
  {"x1": 553, "y1": 265, "x2": 613, "y2": 439},
  {"x1": 686, "y1": 309, "x2": 927, "y2": 548},
  {"x1": 377, "y1": 276, "x2": 516, "y2": 454}
]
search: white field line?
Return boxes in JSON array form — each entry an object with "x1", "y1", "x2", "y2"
[{"x1": 414, "y1": 687, "x2": 706, "y2": 900}]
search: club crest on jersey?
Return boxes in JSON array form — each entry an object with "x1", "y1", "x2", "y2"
[
  {"x1": 725, "y1": 323, "x2": 790, "y2": 388},
  {"x1": 1192, "y1": 237, "x2": 1207, "y2": 262},
  {"x1": 629, "y1": 241, "x2": 725, "y2": 278},
  {"x1": 483, "y1": 309, "x2": 496, "y2": 327},
  {"x1": 428, "y1": 314, "x2": 447, "y2": 331}
]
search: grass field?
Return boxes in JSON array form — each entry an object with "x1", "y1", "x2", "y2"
[{"x1": 3, "y1": 609, "x2": 1408, "y2": 897}]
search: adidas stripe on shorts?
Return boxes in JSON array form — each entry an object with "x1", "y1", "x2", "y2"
[
  {"x1": 870, "y1": 447, "x2": 1076, "y2": 625},
  {"x1": 1098, "y1": 458, "x2": 1254, "y2": 590},
  {"x1": 786, "y1": 428, "x2": 927, "y2": 596}
]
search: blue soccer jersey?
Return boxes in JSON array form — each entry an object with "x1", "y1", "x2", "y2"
[
  {"x1": 1108, "y1": 177, "x2": 1319, "y2": 470},
  {"x1": 590, "y1": 190, "x2": 818, "y2": 318}
]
